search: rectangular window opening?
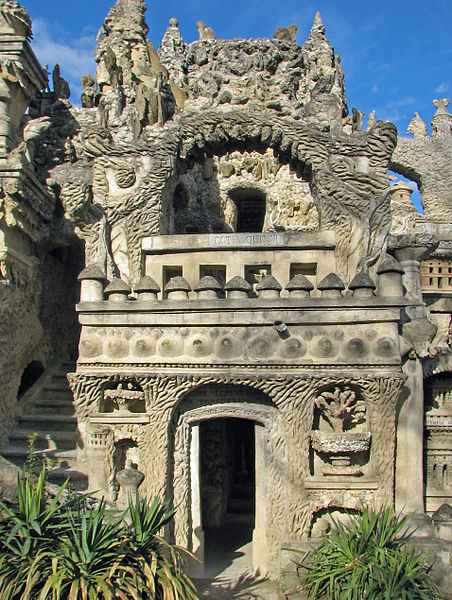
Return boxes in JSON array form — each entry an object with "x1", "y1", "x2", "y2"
[
  {"x1": 162, "y1": 266, "x2": 183, "y2": 298},
  {"x1": 244, "y1": 264, "x2": 272, "y2": 295},
  {"x1": 199, "y1": 265, "x2": 226, "y2": 297}
]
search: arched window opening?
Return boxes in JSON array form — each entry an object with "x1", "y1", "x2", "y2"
[
  {"x1": 17, "y1": 361, "x2": 45, "y2": 400},
  {"x1": 229, "y1": 188, "x2": 266, "y2": 233},
  {"x1": 388, "y1": 169, "x2": 423, "y2": 214}
]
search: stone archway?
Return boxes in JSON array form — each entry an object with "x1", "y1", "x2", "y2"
[{"x1": 170, "y1": 383, "x2": 286, "y2": 576}]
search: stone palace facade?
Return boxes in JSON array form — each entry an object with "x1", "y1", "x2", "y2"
[{"x1": 0, "y1": 0, "x2": 451, "y2": 578}]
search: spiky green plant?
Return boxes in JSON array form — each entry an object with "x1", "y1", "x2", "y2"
[
  {"x1": 0, "y1": 466, "x2": 73, "y2": 599},
  {"x1": 291, "y1": 506, "x2": 439, "y2": 600},
  {"x1": 125, "y1": 495, "x2": 199, "y2": 600},
  {"x1": 0, "y1": 468, "x2": 199, "y2": 599},
  {"x1": 38, "y1": 500, "x2": 133, "y2": 600}
]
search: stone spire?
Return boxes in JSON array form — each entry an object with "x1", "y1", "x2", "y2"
[
  {"x1": 158, "y1": 17, "x2": 187, "y2": 87},
  {"x1": 93, "y1": 0, "x2": 176, "y2": 131},
  {"x1": 301, "y1": 10, "x2": 347, "y2": 131},
  {"x1": 97, "y1": 0, "x2": 148, "y2": 43},
  {"x1": 310, "y1": 11, "x2": 325, "y2": 36}
]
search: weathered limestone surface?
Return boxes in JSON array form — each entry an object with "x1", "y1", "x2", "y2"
[{"x1": 0, "y1": 0, "x2": 451, "y2": 586}]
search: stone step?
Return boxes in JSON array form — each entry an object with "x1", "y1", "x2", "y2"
[
  {"x1": 35, "y1": 394, "x2": 74, "y2": 412},
  {"x1": 19, "y1": 414, "x2": 77, "y2": 431},
  {"x1": 34, "y1": 398, "x2": 74, "y2": 415},
  {"x1": 45, "y1": 382, "x2": 73, "y2": 393},
  {"x1": 51, "y1": 372, "x2": 70, "y2": 380},
  {"x1": 47, "y1": 467, "x2": 88, "y2": 490},
  {"x1": 9, "y1": 429, "x2": 77, "y2": 450},
  {"x1": 227, "y1": 497, "x2": 254, "y2": 513},
  {"x1": 1, "y1": 447, "x2": 78, "y2": 470},
  {"x1": 224, "y1": 511, "x2": 254, "y2": 527},
  {"x1": 39, "y1": 394, "x2": 74, "y2": 407}
]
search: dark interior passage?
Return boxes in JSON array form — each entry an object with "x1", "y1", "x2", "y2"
[
  {"x1": 200, "y1": 418, "x2": 255, "y2": 575},
  {"x1": 229, "y1": 188, "x2": 266, "y2": 232}
]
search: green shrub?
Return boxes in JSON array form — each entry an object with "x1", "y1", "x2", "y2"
[
  {"x1": 0, "y1": 466, "x2": 199, "y2": 600},
  {"x1": 291, "y1": 506, "x2": 439, "y2": 600}
]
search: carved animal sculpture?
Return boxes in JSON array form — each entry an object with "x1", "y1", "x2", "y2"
[
  {"x1": 9, "y1": 115, "x2": 52, "y2": 163},
  {"x1": 196, "y1": 20, "x2": 215, "y2": 41}
]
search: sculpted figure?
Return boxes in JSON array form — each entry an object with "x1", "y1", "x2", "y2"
[
  {"x1": 8, "y1": 115, "x2": 51, "y2": 163},
  {"x1": 352, "y1": 107, "x2": 364, "y2": 132},
  {"x1": 431, "y1": 98, "x2": 452, "y2": 136},
  {"x1": 81, "y1": 75, "x2": 101, "y2": 108},
  {"x1": 196, "y1": 20, "x2": 216, "y2": 41},
  {"x1": 367, "y1": 110, "x2": 376, "y2": 130},
  {"x1": 52, "y1": 64, "x2": 70, "y2": 100},
  {"x1": 407, "y1": 112, "x2": 427, "y2": 138},
  {"x1": 273, "y1": 24, "x2": 298, "y2": 42}
]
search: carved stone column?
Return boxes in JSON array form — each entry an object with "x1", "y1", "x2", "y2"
[
  {"x1": 392, "y1": 236, "x2": 438, "y2": 354},
  {"x1": 85, "y1": 428, "x2": 110, "y2": 498},
  {"x1": 189, "y1": 424, "x2": 204, "y2": 575},
  {"x1": 396, "y1": 359, "x2": 425, "y2": 513},
  {"x1": 392, "y1": 236, "x2": 437, "y2": 513}
]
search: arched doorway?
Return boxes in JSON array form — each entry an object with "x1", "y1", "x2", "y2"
[{"x1": 170, "y1": 384, "x2": 286, "y2": 577}]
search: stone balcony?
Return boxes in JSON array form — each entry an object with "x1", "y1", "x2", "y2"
[{"x1": 75, "y1": 231, "x2": 409, "y2": 372}]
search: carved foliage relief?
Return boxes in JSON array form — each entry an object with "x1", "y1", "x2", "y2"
[{"x1": 68, "y1": 371, "x2": 403, "y2": 543}]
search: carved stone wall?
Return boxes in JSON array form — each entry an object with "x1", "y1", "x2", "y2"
[
  {"x1": 424, "y1": 375, "x2": 452, "y2": 512},
  {"x1": 1, "y1": 0, "x2": 451, "y2": 582},
  {"x1": 68, "y1": 370, "x2": 403, "y2": 573}
]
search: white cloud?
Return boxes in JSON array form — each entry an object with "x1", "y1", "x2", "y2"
[
  {"x1": 371, "y1": 83, "x2": 378, "y2": 93},
  {"x1": 435, "y1": 81, "x2": 449, "y2": 94},
  {"x1": 30, "y1": 19, "x2": 97, "y2": 104},
  {"x1": 374, "y1": 96, "x2": 420, "y2": 125}
]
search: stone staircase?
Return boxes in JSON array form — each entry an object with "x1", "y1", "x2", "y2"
[
  {"x1": 1, "y1": 361, "x2": 88, "y2": 490},
  {"x1": 225, "y1": 472, "x2": 255, "y2": 528}
]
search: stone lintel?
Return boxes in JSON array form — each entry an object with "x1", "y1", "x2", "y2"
[
  {"x1": 305, "y1": 478, "x2": 380, "y2": 490},
  {"x1": 423, "y1": 294, "x2": 452, "y2": 313},
  {"x1": 89, "y1": 414, "x2": 150, "y2": 424},
  {"x1": 70, "y1": 368, "x2": 404, "y2": 380},
  {"x1": 142, "y1": 230, "x2": 336, "y2": 253},
  {"x1": 0, "y1": 37, "x2": 47, "y2": 94},
  {"x1": 77, "y1": 306, "x2": 404, "y2": 327}
]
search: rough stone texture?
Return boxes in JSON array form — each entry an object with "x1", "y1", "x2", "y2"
[
  {"x1": 391, "y1": 100, "x2": 452, "y2": 220},
  {"x1": 0, "y1": 0, "x2": 452, "y2": 585}
]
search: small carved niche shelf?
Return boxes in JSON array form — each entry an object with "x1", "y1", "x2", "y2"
[{"x1": 90, "y1": 382, "x2": 149, "y2": 424}]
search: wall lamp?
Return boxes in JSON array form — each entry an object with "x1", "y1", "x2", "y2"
[{"x1": 274, "y1": 320, "x2": 290, "y2": 339}]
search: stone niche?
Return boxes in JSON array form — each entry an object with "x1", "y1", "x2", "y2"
[{"x1": 310, "y1": 384, "x2": 372, "y2": 478}]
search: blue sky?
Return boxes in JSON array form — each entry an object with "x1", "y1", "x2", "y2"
[
  {"x1": 24, "y1": 0, "x2": 451, "y2": 133},
  {"x1": 23, "y1": 0, "x2": 451, "y2": 209}
]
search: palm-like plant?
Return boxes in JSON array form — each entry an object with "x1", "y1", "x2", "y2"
[
  {"x1": 293, "y1": 506, "x2": 439, "y2": 600},
  {"x1": 0, "y1": 467, "x2": 199, "y2": 600},
  {"x1": 126, "y1": 495, "x2": 199, "y2": 600},
  {"x1": 0, "y1": 466, "x2": 73, "y2": 599},
  {"x1": 39, "y1": 500, "x2": 132, "y2": 600}
]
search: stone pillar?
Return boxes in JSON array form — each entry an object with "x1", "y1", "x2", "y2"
[
  {"x1": 393, "y1": 241, "x2": 437, "y2": 514},
  {"x1": 396, "y1": 358, "x2": 425, "y2": 513},
  {"x1": 189, "y1": 425, "x2": 204, "y2": 575},
  {"x1": 115, "y1": 465, "x2": 144, "y2": 509},
  {"x1": 252, "y1": 423, "x2": 267, "y2": 572},
  {"x1": 86, "y1": 429, "x2": 110, "y2": 498}
]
